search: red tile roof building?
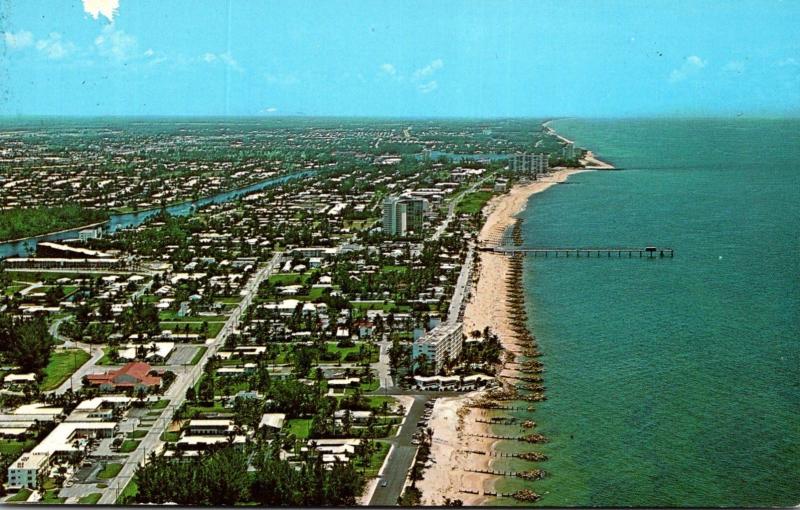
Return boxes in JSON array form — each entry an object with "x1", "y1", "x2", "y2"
[{"x1": 85, "y1": 362, "x2": 161, "y2": 391}]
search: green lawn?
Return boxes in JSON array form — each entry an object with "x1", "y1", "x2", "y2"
[
  {"x1": 268, "y1": 273, "x2": 311, "y2": 285},
  {"x1": 41, "y1": 489, "x2": 66, "y2": 504},
  {"x1": 0, "y1": 439, "x2": 37, "y2": 456},
  {"x1": 116, "y1": 478, "x2": 138, "y2": 504},
  {"x1": 367, "y1": 396, "x2": 398, "y2": 411},
  {"x1": 160, "y1": 321, "x2": 224, "y2": 338},
  {"x1": 349, "y1": 301, "x2": 411, "y2": 313},
  {"x1": 97, "y1": 462, "x2": 123, "y2": 479},
  {"x1": 40, "y1": 349, "x2": 91, "y2": 390},
  {"x1": 4, "y1": 271, "x2": 83, "y2": 283},
  {"x1": 150, "y1": 399, "x2": 170, "y2": 410},
  {"x1": 293, "y1": 286, "x2": 327, "y2": 301},
  {"x1": 159, "y1": 311, "x2": 229, "y2": 321},
  {"x1": 361, "y1": 441, "x2": 391, "y2": 478},
  {"x1": 6, "y1": 488, "x2": 32, "y2": 502},
  {"x1": 119, "y1": 440, "x2": 140, "y2": 453},
  {"x1": 325, "y1": 342, "x2": 378, "y2": 363},
  {"x1": 183, "y1": 403, "x2": 228, "y2": 419},
  {"x1": 360, "y1": 379, "x2": 380, "y2": 392},
  {"x1": 130, "y1": 429, "x2": 147, "y2": 439},
  {"x1": 160, "y1": 431, "x2": 180, "y2": 442},
  {"x1": 96, "y1": 346, "x2": 117, "y2": 366},
  {"x1": 190, "y1": 346, "x2": 208, "y2": 365},
  {"x1": 455, "y1": 190, "x2": 494, "y2": 215},
  {"x1": 215, "y1": 296, "x2": 244, "y2": 304},
  {"x1": 286, "y1": 418, "x2": 312, "y2": 439},
  {"x1": 78, "y1": 493, "x2": 102, "y2": 504},
  {"x1": 381, "y1": 265, "x2": 408, "y2": 273},
  {"x1": 3, "y1": 284, "x2": 25, "y2": 296}
]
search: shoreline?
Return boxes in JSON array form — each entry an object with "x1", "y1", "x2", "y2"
[
  {"x1": 417, "y1": 167, "x2": 590, "y2": 506},
  {"x1": 543, "y1": 120, "x2": 616, "y2": 170}
]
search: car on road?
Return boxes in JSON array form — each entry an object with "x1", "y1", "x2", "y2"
[{"x1": 381, "y1": 480, "x2": 388, "y2": 487}]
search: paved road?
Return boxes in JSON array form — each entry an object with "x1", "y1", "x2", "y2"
[
  {"x1": 432, "y1": 177, "x2": 491, "y2": 241},
  {"x1": 97, "y1": 252, "x2": 283, "y2": 504},
  {"x1": 20, "y1": 282, "x2": 43, "y2": 296},
  {"x1": 372, "y1": 340, "x2": 393, "y2": 390},
  {"x1": 368, "y1": 395, "x2": 430, "y2": 506},
  {"x1": 447, "y1": 243, "x2": 474, "y2": 324},
  {"x1": 49, "y1": 315, "x2": 71, "y2": 343}
]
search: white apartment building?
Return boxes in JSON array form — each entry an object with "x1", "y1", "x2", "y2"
[
  {"x1": 510, "y1": 152, "x2": 549, "y2": 175},
  {"x1": 412, "y1": 322, "x2": 464, "y2": 373},
  {"x1": 7, "y1": 422, "x2": 117, "y2": 489}
]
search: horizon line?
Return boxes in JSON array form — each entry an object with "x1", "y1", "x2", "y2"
[{"x1": 1, "y1": 113, "x2": 799, "y2": 121}]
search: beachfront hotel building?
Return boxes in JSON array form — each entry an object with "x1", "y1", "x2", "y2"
[
  {"x1": 510, "y1": 152, "x2": 549, "y2": 175},
  {"x1": 382, "y1": 195, "x2": 427, "y2": 236},
  {"x1": 412, "y1": 322, "x2": 464, "y2": 373}
]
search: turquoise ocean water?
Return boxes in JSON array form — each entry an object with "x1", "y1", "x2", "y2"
[{"x1": 490, "y1": 119, "x2": 800, "y2": 507}]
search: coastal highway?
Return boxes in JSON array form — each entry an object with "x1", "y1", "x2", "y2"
[
  {"x1": 97, "y1": 251, "x2": 283, "y2": 504},
  {"x1": 432, "y1": 176, "x2": 491, "y2": 241},
  {"x1": 447, "y1": 243, "x2": 474, "y2": 324},
  {"x1": 368, "y1": 395, "x2": 429, "y2": 506}
]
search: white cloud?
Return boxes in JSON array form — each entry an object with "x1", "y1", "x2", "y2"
[
  {"x1": 94, "y1": 24, "x2": 137, "y2": 62},
  {"x1": 380, "y1": 63, "x2": 396, "y2": 76},
  {"x1": 669, "y1": 55, "x2": 707, "y2": 82},
  {"x1": 4, "y1": 30, "x2": 34, "y2": 50},
  {"x1": 417, "y1": 80, "x2": 438, "y2": 94},
  {"x1": 143, "y1": 48, "x2": 154, "y2": 57},
  {"x1": 777, "y1": 57, "x2": 798, "y2": 67},
  {"x1": 723, "y1": 60, "x2": 745, "y2": 73},
  {"x1": 413, "y1": 58, "x2": 444, "y2": 80},
  {"x1": 203, "y1": 52, "x2": 243, "y2": 72},
  {"x1": 35, "y1": 33, "x2": 76, "y2": 60},
  {"x1": 261, "y1": 107, "x2": 278, "y2": 113},
  {"x1": 83, "y1": 0, "x2": 120, "y2": 22}
]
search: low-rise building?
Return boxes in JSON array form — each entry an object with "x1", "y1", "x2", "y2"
[{"x1": 84, "y1": 362, "x2": 161, "y2": 392}]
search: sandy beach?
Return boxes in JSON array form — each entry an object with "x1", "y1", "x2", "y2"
[
  {"x1": 580, "y1": 150, "x2": 615, "y2": 170},
  {"x1": 544, "y1": 121, "x2": 616, "y2": 170},
  {"x1": 417, "y1": 168, "x2": 589, "y2": 505}
]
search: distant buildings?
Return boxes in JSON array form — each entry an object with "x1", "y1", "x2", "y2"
[
  {"x1": 78, "y1": 227, "x2": 104, "y2": 242},
  {"x1": 382, "y1": 196, "x2": 428, "y2": 237},
  {"x1": 510, "y1": 152, "x2": 549, "y2": 175},
  {"x1": 412, "y1": 322, "x2": 464, "y2": 373},
  {"x1": 561, "y1": 141, "x2": 576, "y2": 160}
]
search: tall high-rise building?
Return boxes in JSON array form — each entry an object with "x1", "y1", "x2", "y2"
[
  {"x1": 561, "y1": 142, "x2": 576, "y2": 160},
  {"x1": 510, "y1": 152, "x2": 549, "y2": 175},
  {"x1": 383, "y1": 196, "x2": 427, "y2": 236},
  {"x1": 412, "y1": 322, "x2": 464, "y2": 373}
]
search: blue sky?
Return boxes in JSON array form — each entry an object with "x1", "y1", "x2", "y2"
[{"x1": 1, "y1": 0, "x2": 799, "y2": 117}]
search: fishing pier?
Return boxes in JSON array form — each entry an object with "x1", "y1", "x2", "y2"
[{"x1": 483, "y1": 245, "x2": 675, "y2": 258}]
